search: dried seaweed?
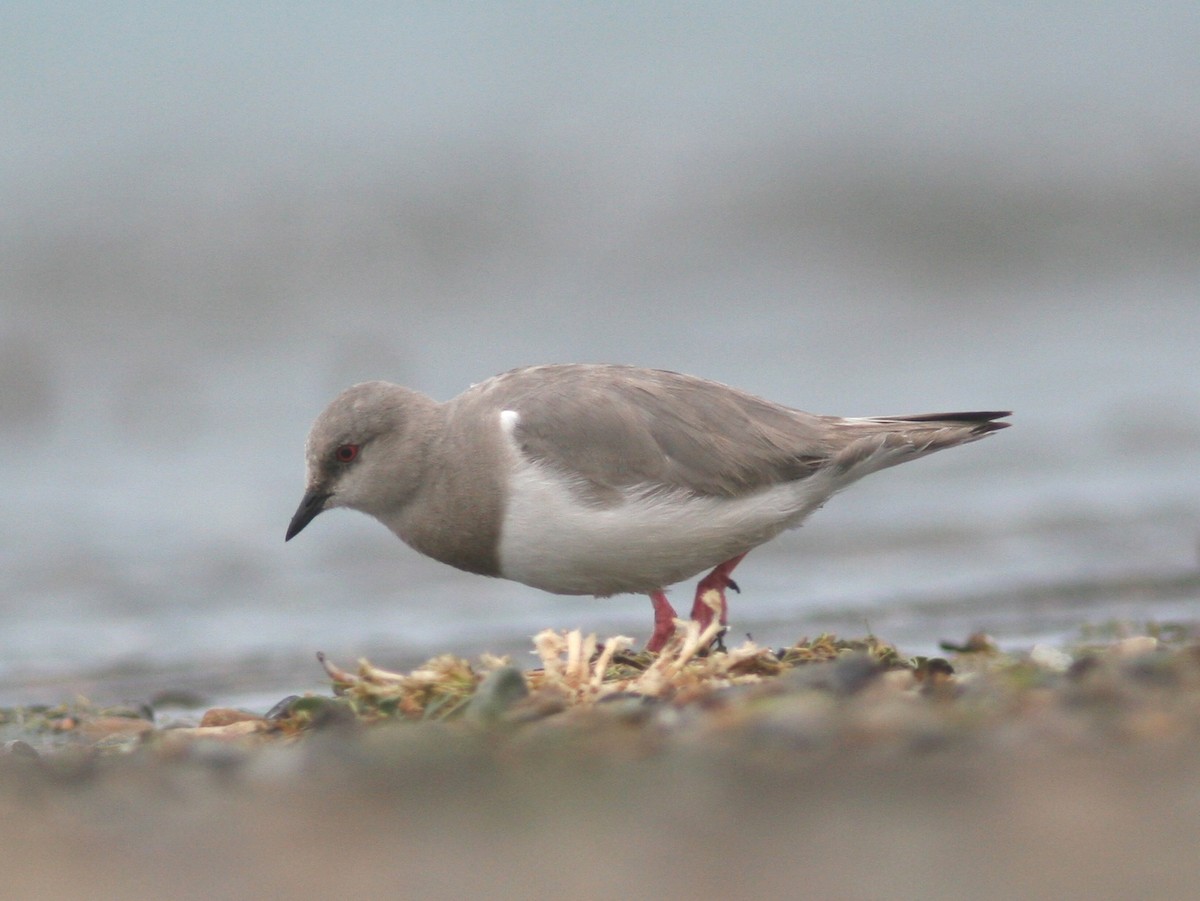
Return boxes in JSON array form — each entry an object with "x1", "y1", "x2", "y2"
[
  {"x1": 10, "y1": 619, "x2": 1200, "y2": 759},
  {"x1": 316, "y1": 615, "x2": 921, "y2": 724}
]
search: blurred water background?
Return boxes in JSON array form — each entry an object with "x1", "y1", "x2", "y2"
[{"x1": 2, "y1": 3, "x2": 1198, "y2": 707}]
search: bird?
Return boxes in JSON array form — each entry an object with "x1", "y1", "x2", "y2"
[{"x1": 286, "y1": 364, "x2": 1009, "y2": 652}]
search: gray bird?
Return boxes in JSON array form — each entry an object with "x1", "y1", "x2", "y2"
[{"x1": 287, "y1": 364, "x2": 1009, "y2": 651}]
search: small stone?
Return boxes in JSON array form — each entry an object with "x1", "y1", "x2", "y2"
[
  {"x1": 1030, "y1": 644, "x2": 1073, "y2": 672},
  {"x1": 78, "y1": 716, "x2": 155, "y2": 742},
  {"x1": 594, "y1": 693, "x2": 659, "y2": 724},
  {"x1": 1108, "y1": 636, "x2": 1159, "y2": 659},
  {"x1": 1066, "y1": 655, "x2": 1102, "y2": 680},
  {"x1": 1126, "y1": 651, "x2": 1179, "y2": 687},
  {"x1": 787, "y1": 653, "x2": 883, "y2": 696},
  {"x1": 201, "y1": 708, "x2": 268, "y2": 728},
  {"x1": 97, "y1": 701, "x2": 155, "y2": 721},
  {"x1": 2, "y1": 740, "x2": 39, "y2": 759},
  {"x1": 157, "y1": 720, "x2": 270, "y2": 750},
  {"x1": 287, "y1": 695, "x2": 357, "y2": 730},
  {"x1": 939, "y1": 631, "x2": 999, "y2": 654},
  {"x1": 463, "y1": 666, "x2": 529, "y2": 724},
  {"x1": 265, "y1": 696, "x2": 302, "y2": 720},
  {"x1": 916, "y1": 658, "x2": 958, "y2": 698}
]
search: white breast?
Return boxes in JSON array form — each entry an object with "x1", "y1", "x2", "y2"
[{"x1": 495, "y1": 452, "x2": 843, "y2": 597}]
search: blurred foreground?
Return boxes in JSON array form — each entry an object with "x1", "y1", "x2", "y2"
[{"x1": 5, "y1": 628, "x2": 1200, "y2": 900}]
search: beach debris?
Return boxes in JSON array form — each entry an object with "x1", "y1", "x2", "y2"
[
  {"x1": 7, "y1": 620, "x2": 1200, "y2": 759},
  {"x1": 313, "y1": 619, "x2": 915, "y2": 725}
]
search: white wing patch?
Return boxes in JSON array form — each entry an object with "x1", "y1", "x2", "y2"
[{"x1": 499, "y1": 409, "x2": 520, "y2": 434}]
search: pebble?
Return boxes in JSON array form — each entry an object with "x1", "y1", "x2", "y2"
[
  {"x1": 464, "y1": 666, "x2": 530, "y2": 724},
  {"x1": 1030, "y1": 644, "x2": 1074, "y2": 672},
  {"x1": 78, "y1": 716, "x2": 156, "y2": 742},
  {"x1": 1108, "y1": 636, "x2": 1160, "y2": 658}
]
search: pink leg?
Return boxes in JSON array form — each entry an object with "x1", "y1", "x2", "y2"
[
  {"x1": 646, "y1": 590, "x2": 678, "y2": 653},
  {"x1": 688, "y1": 553, "x2": 748, "y2": 631}
]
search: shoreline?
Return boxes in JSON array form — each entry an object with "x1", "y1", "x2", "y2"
[{"x1": 5, "y1": 625, "x2": 1200, "y2": 898}]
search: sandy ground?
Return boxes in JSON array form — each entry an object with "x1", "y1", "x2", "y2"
[{"x1": 5, "y1": 632, "x2": 1200, "y2": 900}]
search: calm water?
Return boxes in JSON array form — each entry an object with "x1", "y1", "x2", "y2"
[{"x1": 2, "y1": 5, "x2": 1198, "y2": 707}]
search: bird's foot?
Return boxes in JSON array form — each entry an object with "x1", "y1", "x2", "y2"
[
  {"x1": 689, "y1": 586, "x2": 727, "y2": 632},
  {"x1": 689, "y1": 557, "x2": 743, "y2": 625},
  {"x1": 698, "y1": 627, "x2": 728, "y2": 656},
  {"x1": 646, "y1": 589, "x2": 678, "y2": 653}
]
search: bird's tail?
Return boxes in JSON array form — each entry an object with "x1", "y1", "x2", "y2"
[{"x1": 828, "y1": 410, "x2": 1011, "y2": 477}]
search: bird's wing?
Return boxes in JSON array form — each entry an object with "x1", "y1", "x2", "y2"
[{"x1": 483, "y1": 365, "x2": 834, "y2": 501}]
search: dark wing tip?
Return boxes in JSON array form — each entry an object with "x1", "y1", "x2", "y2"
[
  {"x1": 974, "y1": 417, "x2": 1011, "y2": 435},
  {"x1": 891, "y1": 410, "x2": 1012, "y2": 423},
  {"x1": 874, "y1": 410, "x2": 1012, "y2": 435}
]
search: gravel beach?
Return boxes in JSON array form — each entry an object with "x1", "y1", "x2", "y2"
[{"x1": 6, "y1": 627, "x2": 1200, "y2": 900}]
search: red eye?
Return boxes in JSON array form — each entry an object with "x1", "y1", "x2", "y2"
[{"x1": 334, "y1": 444, "x2": 360, "y2": 463}]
